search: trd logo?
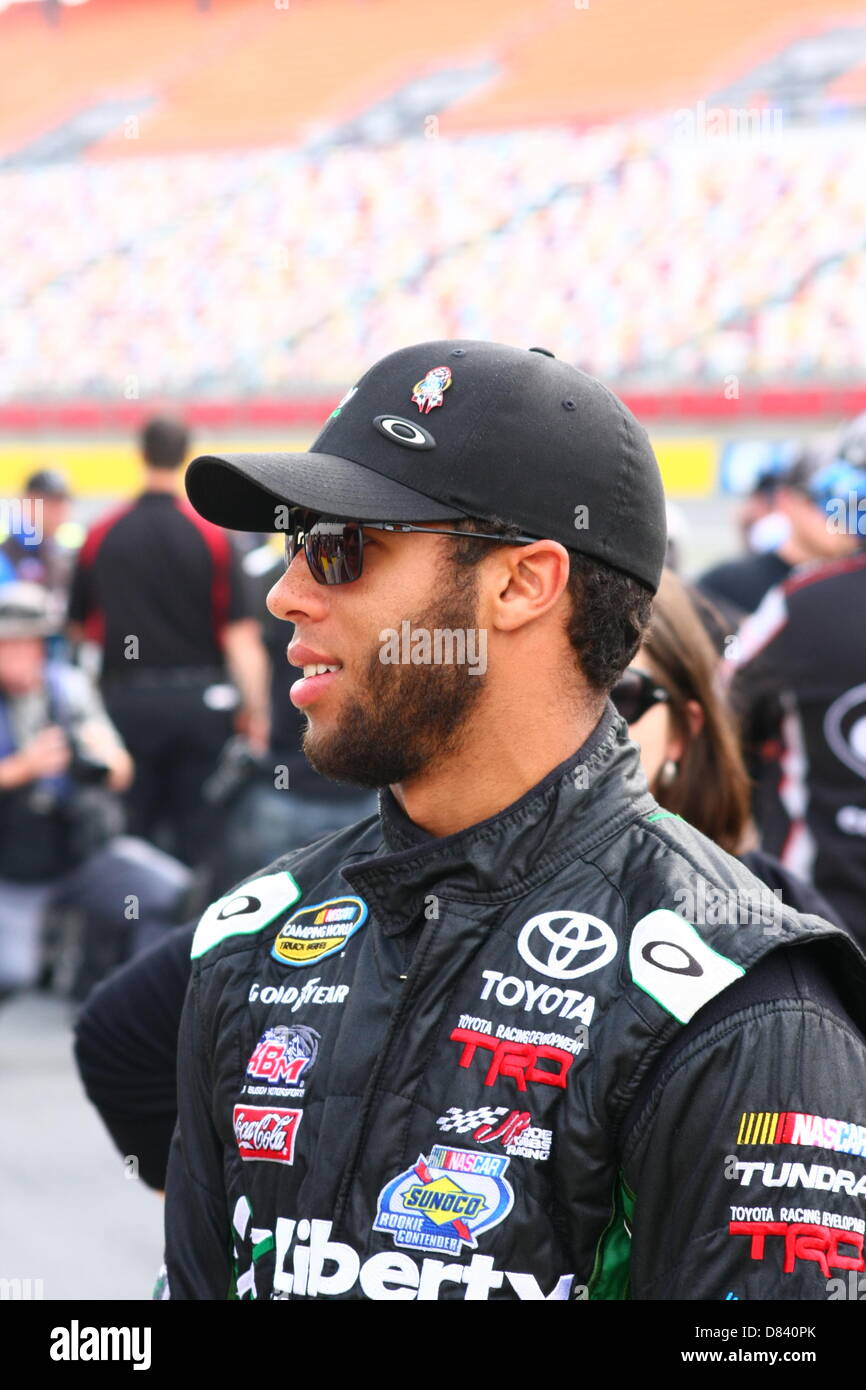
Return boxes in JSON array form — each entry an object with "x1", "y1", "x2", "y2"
[
  {"x1": 730, "y1": 1220, "x2": 865, "y2": 1277},
  {"x1": 449, "y1": 1026, "x2": 572, "y2": 1091}
]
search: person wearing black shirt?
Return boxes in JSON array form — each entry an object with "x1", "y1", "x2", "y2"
[
  {"x1": 67, "y1": 418, "x2": 270, "y2": 869},
  {"x1": 728, "y1": 430, "x2": 866, "y2": 940}
]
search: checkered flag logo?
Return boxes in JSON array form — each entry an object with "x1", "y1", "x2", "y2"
[{"x1": 435, "y1": 1106, "x2": 509, "y2": 1134}]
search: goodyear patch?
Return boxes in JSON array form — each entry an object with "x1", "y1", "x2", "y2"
[
  {"x1": 191, "y1": 872, "x2": 302, "y2": 960},
  {"x1": 272, "y1": 896, "x2": 368, "y2": 968}
]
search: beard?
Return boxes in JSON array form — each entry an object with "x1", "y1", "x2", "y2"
[{"x1": 301, "y1": 566, "x2": 487, "y2": 788}]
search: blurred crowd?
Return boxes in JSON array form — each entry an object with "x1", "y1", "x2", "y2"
[{"x1": 3, "y1": 120, "x2": 866, "y2": 400}]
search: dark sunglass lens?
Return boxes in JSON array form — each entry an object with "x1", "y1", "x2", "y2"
[
  {"x1": 611, "y1": 671, "x2": 643, "y2": 724},
  {"x1": 612, "y1": 670, "x2": 669, "y2": 724},
  {"x1": 308, "y1": 521, "x2": 363, "y2": 585},
  {"x1": 342, "y1": 524, "x2": 362, "y2": 580}
]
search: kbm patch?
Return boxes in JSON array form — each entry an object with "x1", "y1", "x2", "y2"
[{"x1": 272, "y1": 896, "x2": 368, "y2": 968}]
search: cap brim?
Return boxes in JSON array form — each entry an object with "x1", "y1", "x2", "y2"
[{"x1": 185, "y1": 451, "x2": 464, "y2": 530}]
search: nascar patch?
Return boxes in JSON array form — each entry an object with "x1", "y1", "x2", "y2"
[
  {"x1": 737, "y1": 1110, "x2": 866, "y2": 1156},
  {"x1": 191, "y1": 872, "x2": 302, "y2": 960},
  {"x1": 272, "y1": 896, "x2": 368, "y2": 968}
]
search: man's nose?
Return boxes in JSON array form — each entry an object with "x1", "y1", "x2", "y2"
[{"x1": 266, "y1": 547, "x2": 329, "y2": 622}]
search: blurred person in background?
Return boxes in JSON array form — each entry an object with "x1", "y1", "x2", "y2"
[
  {"x1": 0, "y1": 467, "x2": 80, "y2": 609},
  {"x1": 697, "y1": 445, "x2": 852, "y2": 621},
  {"x1": 626, "y1": 568, "x2": 844, "y2": 925},
  {"x1": 0, "y1": 583, "x2": 191, "y2": 1003},
  {"x1": 728, "y1": 438, "x2": 866, "y2": 945},
  {"x1": 66, "y1": 416, "x2": 270, "y2": 877}
]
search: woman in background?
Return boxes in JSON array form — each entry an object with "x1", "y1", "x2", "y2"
[{"x1": 617, "y1": 567, "x2": 842, "y2": 921}]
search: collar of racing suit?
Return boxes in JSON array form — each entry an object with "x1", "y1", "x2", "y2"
[{"x1": 339, "y1": 700, "x2": 655, "y2": 932}]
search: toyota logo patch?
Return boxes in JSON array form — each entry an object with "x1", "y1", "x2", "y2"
[{"x1": 517, "y1": 911, "x2": 618, "y2": 981}]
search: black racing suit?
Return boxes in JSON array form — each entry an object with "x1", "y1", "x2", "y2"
[
  {"x1": 729, "y1": 550, "x2": 866, "y2": 943},
  {"x1": 164, "y1": 706, "x2": 866, "y2": 1300}
]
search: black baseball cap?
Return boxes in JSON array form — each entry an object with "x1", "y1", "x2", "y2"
[
  {"x1": 185, "y1": 339, "x2": 667, "y2": 591},
  {"x1": 25, "y1": 467, "x2": 70, "y2": 499}
]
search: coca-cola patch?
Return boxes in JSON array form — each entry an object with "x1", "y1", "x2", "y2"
[{"x1": 233, "y1": 1105, "x2": 302, "y2": 1164}]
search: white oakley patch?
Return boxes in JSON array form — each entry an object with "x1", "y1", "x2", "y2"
[
  {"x1": 629, "y1": 908, "x2": 744, "y2": 1023},
  {"x1": 192, "y1": 871, "x2": 302, "y2": 959}
]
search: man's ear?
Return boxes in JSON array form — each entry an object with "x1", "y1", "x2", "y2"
[{"x1": 490, "y1": 541, "x2": 571, "y2": 633}]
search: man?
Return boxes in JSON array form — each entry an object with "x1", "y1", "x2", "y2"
[
  {"x1": 165, "y1": 340, "x2": 866, "y2": 1301},
  {"x1": 0, "y1": 467, "x2": 79, "y2": 607},
  {"x1": 0, "y1": 583, "x2": 191, "y2": 1001},
  {"x1": 729, "y1": 438, "x2": 866, "y2": 944},
  {"x1": 698, "y1": 445, "x2": 857, "y2": 621},
  {"x1": 67, "y1": 416, "x2": 270, "y2": 869}
]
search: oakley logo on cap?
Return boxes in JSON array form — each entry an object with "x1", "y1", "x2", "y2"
[{"x1": 373, "y1": 415, "x2": 436, "y2": 450}]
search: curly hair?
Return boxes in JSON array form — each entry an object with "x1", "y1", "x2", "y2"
[{"x1": 450, "y1": 516, "x2": 653, "y2": 693}]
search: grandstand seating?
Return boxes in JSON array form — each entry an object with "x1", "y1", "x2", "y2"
[
  {"x1": 3, "y1": 120, "x2": 865, "y2": 397},
  {"x1": 2, "y1": 0, "x2": 864, "y2": 154},
  {"x1": 2, "y1": 0, "x2": 865, "y2": 398}
]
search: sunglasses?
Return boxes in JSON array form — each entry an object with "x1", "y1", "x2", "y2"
[
  {"x1": 282, "y1": 509, "x2": 539, "y2": 585},
  {"x1": 611, "y1": 667, "x2": 671, "y2": 724}
]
